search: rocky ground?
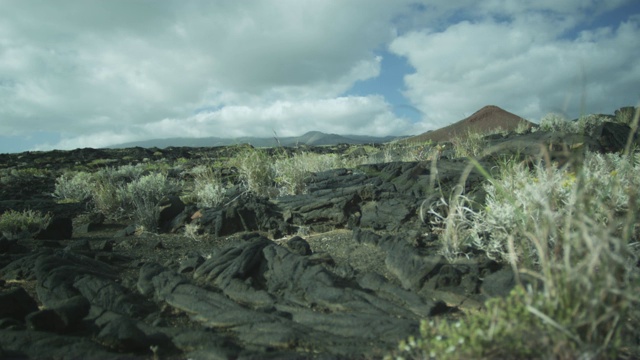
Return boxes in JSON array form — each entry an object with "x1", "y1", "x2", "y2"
[{"x1": 0, "y1": 121, "x2": 636, "y2": 359}]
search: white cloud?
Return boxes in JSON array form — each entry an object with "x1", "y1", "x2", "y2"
[
  {"x1": 39, "y1": 95, "x2": 429, "y2": 150},
  {"x1": 1, "y1": 0, "x2": 638, "y2": 151},
  {"x1": 0, "y1": 0, "x2": 413, "y2": 147},
  {"x1": 390, "y1": 3, "x2": 640, "y2": 126}
]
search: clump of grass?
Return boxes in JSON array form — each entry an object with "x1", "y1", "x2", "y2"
[
  {"x1": 577, "y1": 114, "x2": 607, "y2": 136},
  {"x1": 124, "y1": 173, "x2": 181, "y2": 232},
  {"x1": 450, "y1": 129, "x2": 487, "y2": 158},
  {"x1": 273, "y1": 152, "x2": 351, "y2": 196},
  {"x1": 184, "y1": 222, "x2": 202, "y2": 240},
  {"x1": 230, "y1": 146, "x2": 275, "y2": 198},
  {"x1": 230, "y1": 146, "x2": 360, "y2": 197},
  {"x1": 53, "y1": 165, "x2": 182, "y2": 231},
  {"x1": 0, "y1": 209, "x2": 52, "y2": 239},
  {"x1": 409, "y1": 150, "x2": 640, "y2": 359},
  {"x1": 537, "y1": 113, "x2": 579, "y2": 133},
  {"x1": 189, "y1": 165, "x2": 227, "y2": 208},
  {"x1": 536, "y1": 112, "x2": 610, "y2": 136},
  {"x1": 515, "y1": 121, "x2": 532, "y2": 135},
  {"x1": 614, "y1": 106, "x2": 639, "y2": 126},
  {"x1": 90, "y1": 165, "x2": 145, "y2": 220},
  {"x1": 436, "y1": 152, "x2": 640, "y2": 265},
  {"x1": 53, "y1": 171, "x2": 95, "y2": 202}
]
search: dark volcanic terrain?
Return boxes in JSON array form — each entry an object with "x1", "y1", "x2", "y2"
[{"x1": 0, "y1": 114, "x2": 637, "y2": 358}]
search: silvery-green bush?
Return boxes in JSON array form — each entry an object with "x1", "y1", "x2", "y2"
[
  {"x1": 90, "y1": 165, "x2": 146, "y2": 220},
  {"x1": 450, "y1": 130, "x2": 488, "y2": 158},
  {"x1": 576, "y1": 114, "x2": 606, "y2": 136},
  {"x1": 537, "y1": 112, "x2": 610, "y2": 136},
  {"x1": 433, "y1": 152, "x2": 640, "y2": 265},
  {"x1": 0, "y1": 209, "x2": 52, "y2": 239},
  {"x1": 538, "y1": 113, "x2": 579, "y2": 133},
  {"x1": 230, "y1": 146, "x2": 274, "y2": 197},
  {"x1": 190, "y1": 165, "x2": 226, "y2": 208},
  {"x1": 124, "y1": 173, "x2": 181, "y2": 231},
  {"x1": 231, "y1": 147, "x2": 356, "y2": 197},
  {"x1": 53, "y1": 171, "x2": 95, "y2": 202},
  {"x1": 412, "y1": 151, "x2": 640, "y2": 359},
  {"x1": 614, "y1": 106, "x2": 639, "y2": 126},
  {"x1": 273, "y1": 152, "x2": 348, "y2": 196}
]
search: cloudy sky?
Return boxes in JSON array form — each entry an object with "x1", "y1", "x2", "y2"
[{"x1": 1, "y1": 0, "x2": 639, "y2": 153}]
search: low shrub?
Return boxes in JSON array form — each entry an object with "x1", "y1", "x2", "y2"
[
  {"x1": 90, "y1": 168, "x2": 134, "y2": 220},
  {"x1": 190, "y1": 165, "x2": 226, "y2": 208},
  {"x1": 377, "y1": 141, "x2": 436, "y2": 163},
  {"x1": 450, "y1": 130, "x2": 487, "y2": 158},
  {"x1": 230, "y1": 146, "x2": 357, "y2": 197},
  {"x1": 53, "y1": 171, "x2": 94, "y2": 202},
  {"x1": 273, "y1": 152, "x2": 350, "y2": 196},
  {"x1": 124, "y1": 173, "x2": 181, "y2": 232},
  {"x1": 614, "y1": 106, "x2": 639, "y2": 126},
  {"x1": 537, "y1": 112, "x2": 610, "y2": 136},
  {"x1": 415, "y1": 151, "x2": 640, "y2": 358},
  {"x1": 229, "y1": 146, "x2": 274, "y2": 197},
  {"x1": 0, "y1": 209, "x2": 52, "y2": 239},
  {"x1": 576, "y1": 114, "x2": 607, "y2": 136},
  {"x1": 538, "y1": 113, "x2": 579, "y2": 133},
  {"x1": 515, "y1": 121, "x2": 532, "y2": 135},
  {"x1": 458, "y1": 152, "x2": 640, "y2": 265}
]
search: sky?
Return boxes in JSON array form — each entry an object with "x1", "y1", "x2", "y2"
[{"x1": 1, "y1": 1, "x2": 639, "y2": 153}]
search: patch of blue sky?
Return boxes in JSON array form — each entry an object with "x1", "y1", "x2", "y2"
[
  {"x1": 561, "y1": 2, "x2": 640, "y2": 40},
  {"x1": 344, "y1": 49, "x2": 422, "y2": 122}
]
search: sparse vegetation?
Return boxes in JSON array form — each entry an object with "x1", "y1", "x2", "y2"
[
  {"x1": 53, "y1": 171, "x2": 95, "y2": 202},
  {"x1": 614, "y1": 106, "x2": 639, "y2": 126},
  {"x1": 0, "y1": 209, "x2": 52, "y2": 239},
  {"x1": 515, "y1": 121, "x2": 532, "y2": 135},
  {"x1": 124, "y1": 173, "x2": 181, "y2": 231},
  {"x1": 403, "y1": 146, "x2": 640, "y2": 359},
  {"x1": 430, "y1": 151, "x2": 640, "y2": 265},
  {"x1": 90, "y1": 165, "x2": 145, "y2": 220},
  {"x1": 537, "y1": 113, "x2": 578, "y2": 133},
  {"x1": 230, "y1": 146, "x2": 363, "y2": 197},
  {"x1": 450, "y1": 129, "x2": 488, "y2": 158},
  {"x1": 273, "y1": 151, "x2": 353, "y2": 196},
  {"x1": 230, "y1": 146, "x2": 275, "y2": 197},
  {"x1": 189, "y1": 165, "x2": 227, "y2": 208},
  {"x1": 536, "y1": 112, "x2": 613, "y2": 136}
]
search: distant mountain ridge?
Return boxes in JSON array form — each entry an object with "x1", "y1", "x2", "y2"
[{"x1": 107, "y1": 131, "x2": 404, "y2": 149}]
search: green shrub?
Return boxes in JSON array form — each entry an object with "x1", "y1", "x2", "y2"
[
  {"x1": 417, "y1": 151, "x2": 640, "y2": 358},
  {"x1": 537, "y1": 112, "x2": 609, "y2": 136},
  {"x1": 89, "y1": 167, "x2": 141, "y2": 220},
  {"x1": 515, "y1": 121, "x2": 532, "y2": 135},
  {"x1": 450, "y1": 130, "x2": 487, "y2": 158},
  {"x1": 273, "y1": 152, "x2": 349, "y2": 196},
  {"x1": 396, "y1": 208, "x2": 639, "y2": 358},
  {"x1": 614, "y1": 106, "x2": 639, "y2": 126},
  {"x1": 461, "y1": 152, "x2": 640, "y2": 265},
  {"x1": 576, "y1": 114, "x2": 607, "y2": 136},
  {"x1": 190, "y1": 165, "x2": 226, "y2": 208},
  {"x1": 53, "y1": 171, "x2": 94, "y2": 202},
  {"x1": 124, "y1": 173, "x2": 181, "y2": 232},
  {"x1": 0, "y1": 209, "x2": 52, "y2": 239},
  {"x1": 538, "y1": 113, "x2": 579, "y2": 133},
  {"x1": 374, "y1": 141, "x2": 437, "y2": 163},
  {"x1": 230, "y1": 147, "x2": 355, "y2": 197},
  {"x1": 230, "y1": 146, "x2": 274, "y2": 197}
]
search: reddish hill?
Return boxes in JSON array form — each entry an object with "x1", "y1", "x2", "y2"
[{"x1": 407, "y1": 105, "x2": 535, "y2": 143}]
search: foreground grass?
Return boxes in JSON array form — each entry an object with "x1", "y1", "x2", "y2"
[{"x1": 395, "y1": 148, "x2": 640, "y2": 359}]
